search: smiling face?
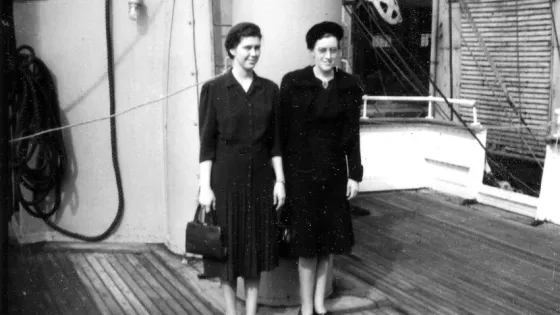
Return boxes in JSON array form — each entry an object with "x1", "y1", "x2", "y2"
[
  {"x1": 311, "y1": 35, "x2": 339, "y2": 73},
  {"x1": 229, "y1": 36, "x2": 261, "y2": 71}
]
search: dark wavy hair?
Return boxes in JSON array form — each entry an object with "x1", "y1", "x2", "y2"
[{"x1": 224, "y1": 22, "x2": 262, "y2": 59}]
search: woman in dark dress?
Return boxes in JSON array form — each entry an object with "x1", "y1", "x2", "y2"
[
  {"x1": 280, "y1": 21, "x2": 363, "y2": 315},
  {"x1": 198, "y1": 22, "x2": 285, "y2": 315}
]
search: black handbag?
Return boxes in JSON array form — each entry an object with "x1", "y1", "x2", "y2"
[
  {"x1": 277, "y1": 223, "x2": 297, "y2": 258},
  {"x1": 185, "y1": 205, "x2": 227, "y2": 261},
  {"x1": 277, "y1": 206, "x2": 298, "y2": 259}
]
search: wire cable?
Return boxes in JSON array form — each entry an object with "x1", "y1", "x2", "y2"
[
  {"x1": 190, "y1": 0, "x2": 200, "y2": 103},
  {"x1": 346, "y1": 6, "x2": 428, "y2": 96},
  {"x1": 448, "y1": 0, "x2": 454, "y2": 120},
  {"x1": 548, "y1": 0, "x2": 560, "y2": 61},
  {"x1": 356, "y1": 3, "x2": 451, "y2": 120},
  {"x1": 353, "y1": 0, "x2": 539, "y2": 195},
  {"x1": 9, "y1": 80, "x2": 209, "y2": 143},
  {"x1": 459, "y1": 0, "x2": 543, "y2": 153},
  {"x1": 451, "y1": 17, "x2": 544, "y2": 168}
]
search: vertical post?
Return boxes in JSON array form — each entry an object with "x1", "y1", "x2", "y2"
[
  {"x1": 551, "y1": 0, "x2": 560, "y2": 137},
  {"x1": 0, "y1": 1, "x2": 15, "y2": 312},
  {"x1": 448, "y1": 0, "x2": 454, "y2": 121},
  {"x1": 428, "y1": 0, "x2": 440, "y2": 119},
  {"x1": 472, "y1": 104, "x2": 479, "y2": 126},
  {"x1": 426, "y1": 101, "x2": 434, "y2": 119},
  {"x1": 340, "y1": 59, "x2": 351, "y2": 74},
  {"x1": 362, "y1": 98, "x2": 369, "y2": 119},
  {"x1": 554, "y1": 108, "x2": 560, "y2": 137},
  {"x1": 223, "y1": 56, "x2": 230, "y2": 74}
]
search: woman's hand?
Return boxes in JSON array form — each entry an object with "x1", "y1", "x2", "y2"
[
  {"x1": 347, "y1": 179, "x2": 359, "y2": 200},
  {"x1": 199, "y1": 186, "x2": 216, "y2": 213},
  {"x1": 273, "y1": 182, "x2": 286, "y2": 210}
]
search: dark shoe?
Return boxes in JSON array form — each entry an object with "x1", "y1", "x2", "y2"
[
  {"x1": 350, "y1": 205, "x2": 370, "y2": 217},
  {"x1": 314, "y1": 311, "x2": 331, "y2": 315},
  {"x1": 298, "y1": 308, "x2": 317, "y2": 315}
]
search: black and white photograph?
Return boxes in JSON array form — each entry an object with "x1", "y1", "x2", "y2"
[{"x1": 1, "y1": 0, "x2": 559, "y2": 314}]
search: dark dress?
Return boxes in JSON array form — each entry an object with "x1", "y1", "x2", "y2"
[
  {"x1": 280, "y1": 66, "x2": 363, "y2": 258},
  {"x1": 198, "y1": 70, "x2": 281, "y2": 283}
]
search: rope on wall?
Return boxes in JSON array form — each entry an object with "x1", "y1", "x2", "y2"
[
  {"x1": 11, "y1": 0, "x2": 124, "y2": 241},
  {"x1": 11, "y1": 45, "x2": 67, "y2": 221}
]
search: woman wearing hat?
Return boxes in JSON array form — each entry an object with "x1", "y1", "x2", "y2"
[
  {"x1": 280, "y1": 21, "x2": 363, "y2": 315},
  {"x1": 198, "y1": 22, "x2": 285, "y2": 315}
]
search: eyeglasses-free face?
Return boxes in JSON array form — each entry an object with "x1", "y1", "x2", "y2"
[{"x1": 230, "y1": 36, "x2": 261, "y2": 71}]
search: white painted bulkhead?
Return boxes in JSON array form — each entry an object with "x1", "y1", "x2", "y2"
[
  {"x1": 360, "y1": 119, "x2": 487, "y2": 200},
  {"x1": 535, "y1": 141, "x2": 560, "y2": 224}
]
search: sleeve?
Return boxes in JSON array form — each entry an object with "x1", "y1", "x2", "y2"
[
  {"x1": 198, "y1": 82, "x2": 217, "y2": 162},
  {"x1": 269, "y1": 85, "x2": 282, "y2": 157},
  {"x1": 344, "y1": 82, "x2": 364, "y2": 182},
  {"x1": 278, "y1": 73, "x2": 293, "y2": 150}
]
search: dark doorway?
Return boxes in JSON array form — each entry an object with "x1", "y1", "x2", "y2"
[{"x1": 350, "y1": 0, "x2": 433, "y2": 117}]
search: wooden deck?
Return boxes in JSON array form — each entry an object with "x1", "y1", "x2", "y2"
[
  {"x1": 7, "y1": 243, "x2": 222, "y2": 315},
  {"x1": 343, "y1": 190, "x2": 560, "y2": 315},
  {"x1": 6, "y1": 190, "x2": 560, "y2": 314}
]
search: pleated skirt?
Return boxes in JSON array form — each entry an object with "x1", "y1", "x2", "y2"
[
  {"x1": 285, "y1": 159, "x2": 355, "y2": 258},
  {"x1": 203, "y1": 157, "x2": 279, "y2": 284}
]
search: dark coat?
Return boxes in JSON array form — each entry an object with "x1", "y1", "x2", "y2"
[
  {"x1": 279, "y1": 66, "x2": 364, "y2": 182},
  {"x1": 198, "y1": 70, "x2": 281, "y2": 282}
]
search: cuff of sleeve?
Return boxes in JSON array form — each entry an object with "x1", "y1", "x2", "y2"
[
  {"x1": 349, "y1": 165, "x2": 363, "y2": 183},
  {"x1": 270, "y1": 149, "x2": 282, "y2": 157},
  {"x1": 199, "y1": 153, "x2": 215, "y2": 163}
]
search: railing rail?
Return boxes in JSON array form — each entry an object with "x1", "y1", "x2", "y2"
[{"x1": 361, "y1": 95, "x2": 480, "y2": 126}]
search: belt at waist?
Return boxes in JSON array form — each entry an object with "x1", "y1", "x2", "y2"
[{"x1": 216, "y1": 141, "x2": 268, "y2": 156}]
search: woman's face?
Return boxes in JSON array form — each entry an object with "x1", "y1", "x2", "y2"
[
  {"x1": 230, "y1": 36, "x2": 261, "y2": 71},
  {"x1": 311, "y1": 35, "x2": 339, "y2": 73}
]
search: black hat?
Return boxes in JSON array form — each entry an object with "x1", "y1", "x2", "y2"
[{"x1": 305, "y1": 21, "x2": 344, "y2": 50}]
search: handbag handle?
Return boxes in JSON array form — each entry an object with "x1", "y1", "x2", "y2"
[{"x1": 194, "y1": 204, "x2": 219, "y2": 225}]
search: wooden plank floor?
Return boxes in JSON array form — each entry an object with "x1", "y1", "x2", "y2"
[
  {"x1": 343, "y1": 190, "x2": 560, "y2": 315},
  {"x1": 6, "y1": 190, "x2": 560, "y2": 315},
  {"x1": 6, "y1": 243, "x2": 222, "y2": 315}
]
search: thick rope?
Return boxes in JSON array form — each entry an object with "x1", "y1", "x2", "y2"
[
  {"x1": 11, "y1": 45, "x2": 67, "y2": 220},
  {"x1": 12, "y1": 0, "x2": 124, "y2": 241}
]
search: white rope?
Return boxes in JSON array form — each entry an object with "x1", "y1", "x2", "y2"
[{"x1": 9, "y1": 79, "x2": 213, "y2": 143}]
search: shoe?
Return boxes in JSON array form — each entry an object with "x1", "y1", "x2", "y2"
[{"x1": 314, "y1": 311, "x2": 331, "y2": 315}]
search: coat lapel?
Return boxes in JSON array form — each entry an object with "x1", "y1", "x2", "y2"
[
  {"x1": 290, "y1": 66, "x2": 361, "y2": 115},
  {"x1": 290, "y1": 66, "x2": 321, "y2": 115}
]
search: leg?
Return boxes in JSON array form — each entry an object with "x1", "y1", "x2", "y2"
[
  {"x1": 223, "y1": 280, "x2": 238, "y2": 315},
  {"x1": 244, "y1": 275, "x2": 261, "y2": 315},
  {"x1": 298, "y1": 256, "x2": 318, "y2": 315},
  {"x1": 313, "y1": 254, "x2": 331, "y2": 314}
]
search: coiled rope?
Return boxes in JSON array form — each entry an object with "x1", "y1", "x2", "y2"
[{"x1": 11, "y1": 0, "x2": 123, "y2": 241}]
